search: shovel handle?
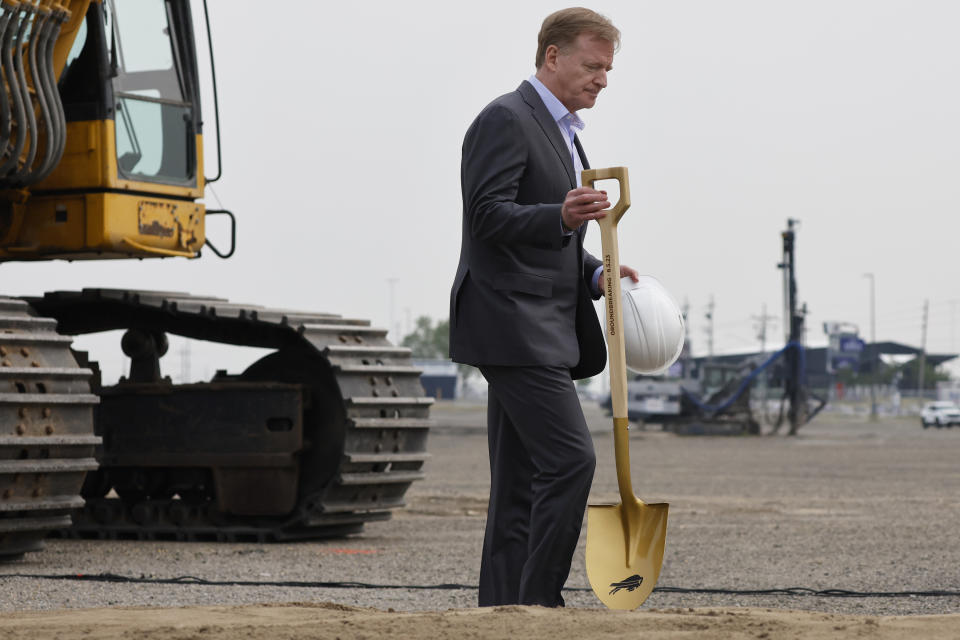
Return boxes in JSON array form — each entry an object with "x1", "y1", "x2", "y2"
[{"x1": 583, "y1": 167, "x2": 637, "y2": 505}]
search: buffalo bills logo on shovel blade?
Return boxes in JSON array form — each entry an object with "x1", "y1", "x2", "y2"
[{"x1": 608, "y1": 574, "x2": 643, "y2": 595}]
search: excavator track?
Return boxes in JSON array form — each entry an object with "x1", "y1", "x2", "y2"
[
  {"x1": 0, "y1": 298, "x2": 99, "y2": 560},
  {"x1": 25, "y1": 289, "x2": 433, "y2": 542}
]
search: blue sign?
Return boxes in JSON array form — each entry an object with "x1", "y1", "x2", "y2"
[{"x1": 839, "y1": 337, "x2": 865, "y2": 353}]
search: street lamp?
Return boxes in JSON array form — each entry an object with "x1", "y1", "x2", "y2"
[
  {"x1": 862, "y1": 273, "x2": 877, "y2": 420},
  {"x1": 387, "y1": 277, "x2": 399, "y2": 343}
]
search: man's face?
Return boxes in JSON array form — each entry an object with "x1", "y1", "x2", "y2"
[{"x1": 549, "y1": 33, "x2": 614, "y2": 112}]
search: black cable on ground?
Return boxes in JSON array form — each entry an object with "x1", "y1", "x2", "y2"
[{"x1": 4, "y1": 573, "x2": 960, "y2": 598}]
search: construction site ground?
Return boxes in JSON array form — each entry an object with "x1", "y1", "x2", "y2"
[{"x1": 2, "y1": 400, "x2": 959, "y2": 639}]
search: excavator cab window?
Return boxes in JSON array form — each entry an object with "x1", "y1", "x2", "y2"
[
  {"x1": 63, "y1": 18, "x2": 87, "y2": 74},
  {"x1": 107, "y1": 0, "x2": 197, "y2": 187}
]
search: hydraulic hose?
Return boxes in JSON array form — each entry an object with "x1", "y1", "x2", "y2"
[
  {"x1": 0, "y1": 6, "x2": 14, "y2": 154},
  {"x1": 0, "y1": 5, "x2": 26, "y2": 180},
  {"x1": 17, "y1": 3, "x2": 52, "y2": 185},
  {"x1": 9, "y1": 1, "x2": 39, "y2": 182},
  {"x1": 32, "y1": 6, "x2": 66, "y2": 183},
  {"x1": 21, "y1": 2, "x2": 64, "y2": 185}
]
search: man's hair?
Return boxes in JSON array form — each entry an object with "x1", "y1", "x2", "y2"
[{"x1": 535, "y1": 7, "x2": 620, "y2": 69}]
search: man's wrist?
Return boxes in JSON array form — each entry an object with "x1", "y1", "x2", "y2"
[{"x1": 590, "y1": 265, "x2": 604, "y2": 298}]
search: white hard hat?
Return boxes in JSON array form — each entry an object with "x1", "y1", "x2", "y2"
[{"x1": 620, "y1": 276, "x2": 685, "y2": 374}]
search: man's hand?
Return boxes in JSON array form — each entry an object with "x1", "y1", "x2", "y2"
[
  {"x1": 620, "y1": 264, "x2": 639, "y2": 282},
  {"x1": 561, "y1": 187, "x2": 609, "y2": 231},
  {"x1": 595, "y1": 264, "x2": 640, "y2": 296}
]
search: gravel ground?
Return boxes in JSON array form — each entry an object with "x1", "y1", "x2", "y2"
[{"x1": 2, "y1": 400, "x2": 959, "y2": 615}]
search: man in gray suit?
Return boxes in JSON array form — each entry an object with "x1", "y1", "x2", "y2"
[{"x1": 449, "y1": 8, "x2": 637, "y2": 607}]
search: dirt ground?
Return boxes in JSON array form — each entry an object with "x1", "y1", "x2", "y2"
[
  {"x1": 2, "y1": 401, "x2": 959, "y2": 638},
  {"x1": 2, "y1": 602, "x2": 959, "y2": 640}
]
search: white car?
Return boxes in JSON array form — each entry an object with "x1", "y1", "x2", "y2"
[{"x1": 920, "y1": 401, "x2": 960, "y2": 428}]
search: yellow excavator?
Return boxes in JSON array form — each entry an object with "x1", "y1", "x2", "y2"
[{"x1": 0, "y1": 0, "x2": 431, "y2": 559}]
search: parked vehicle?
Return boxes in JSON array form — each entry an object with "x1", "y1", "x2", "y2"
[{"x1": 920, "y1": 402, "x2": 960, "y2": 428}]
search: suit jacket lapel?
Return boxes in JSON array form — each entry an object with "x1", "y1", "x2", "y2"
[
  {"x1": 574, "y1": 135, "x2": 591, "y2": 244},
  {"x1": 574, "y1": 135, "x2": 589, "y2": 171},
  {"x1": 518, "y1": 81, "x2": 577, "y2": 188}
]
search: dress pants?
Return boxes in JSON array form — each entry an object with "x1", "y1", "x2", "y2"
[{"x1": 477, "y1": 364, "x2": 596, "y2": 607}]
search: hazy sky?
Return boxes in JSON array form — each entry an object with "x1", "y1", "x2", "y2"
[{"x1": 4, "y1": 0, "x2": 959, "y2": 380}]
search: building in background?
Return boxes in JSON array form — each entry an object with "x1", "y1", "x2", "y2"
[
  {"x1": 690, "y1": 342, "x2": 956, "y2": 395},
  {"x1": 414, "y1": 359, "x2": 459, "y2": 400}
]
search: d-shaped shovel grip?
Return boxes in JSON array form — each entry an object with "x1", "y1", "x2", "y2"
[{"x1": 581, "y1": 166, "x2": 631, "y2": 226}]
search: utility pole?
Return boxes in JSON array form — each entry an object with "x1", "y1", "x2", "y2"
[
  {"x1": 387, "y1": 277, "x2": 399, "y2": 343},
  {"x1": 753, "y1": 303, "x2": 775, "y2": 355},
  {"x1": 778, "y1": 219, "x2": 806, "y2": 434},
  {"x1": 681, "y1": 298, "x2": 691, "y2": 377},
  {"x1": 178, "y1": 340, "x2": 191, "y2": 384},
  {"x1": 951, "y1": 300, "x2": 958, "y2": 353},
  {"x1": 917, "y1": 299, "x2": 929, "y2": 397},
  {"x1": 704, "y1": 296, "x2": 715, "y2": 364},
  {"x1": 862, "y1": 273, "x2": 877, "y2": 421},
  {"x1": 753, "y1": 303, "x2": 774, "y2": 409}
]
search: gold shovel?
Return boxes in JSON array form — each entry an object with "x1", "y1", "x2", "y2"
[{"x1": 582, "y1": 166, "x2": 669, "y2": 610}]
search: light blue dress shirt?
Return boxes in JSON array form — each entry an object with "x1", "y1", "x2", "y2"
[
  {"x1": 527, "y1": 75, "x2": 604, "y2": 295},
  {"x1": 527, "y1": 75, "x2": 585, "y2": 187}
]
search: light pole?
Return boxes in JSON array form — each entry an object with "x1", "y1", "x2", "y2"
[
  {"x1": 387, "y1": 277, "x2": 399, "y2": 343},
  {"x1": 863, "y1": 273, "x2": 877, "y2": 420}
]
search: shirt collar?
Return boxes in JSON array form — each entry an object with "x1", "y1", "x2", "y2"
[{"x1": 528, "y1": 75, "x2": 585, "y2": 132}]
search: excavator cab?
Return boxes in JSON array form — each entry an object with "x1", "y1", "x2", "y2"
[{"x1": 0, "y1": 0, "x2": 205, "y2": 261}]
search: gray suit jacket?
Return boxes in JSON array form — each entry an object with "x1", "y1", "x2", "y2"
[{"x1": 449, "y1": 81, "x2": 605, "y2": 378}]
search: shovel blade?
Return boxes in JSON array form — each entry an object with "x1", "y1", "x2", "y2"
[{"x1": 585, "y1": 500, "x2": 669, "y2": 610}]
